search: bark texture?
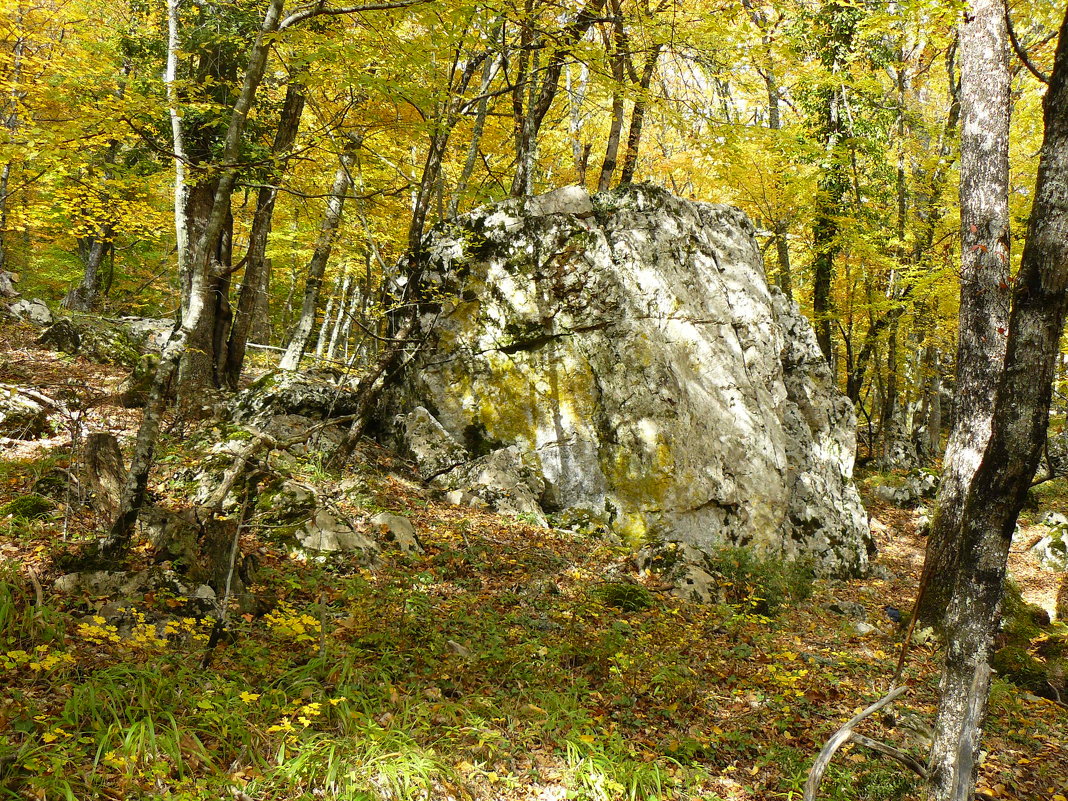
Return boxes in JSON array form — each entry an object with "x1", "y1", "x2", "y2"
[
  {"x1": 926, "y1": 11, "x2": 1068, "y2": 800},
  {"x1": 918, "y1": 0, "x2": 1011, "y2": 627}
]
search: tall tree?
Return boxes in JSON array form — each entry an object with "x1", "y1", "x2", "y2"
[
  {"x1": 809, "y1": 0, "x2": 858, "y2": 369},
  {"x1": 926, "y1": 11, "x2": 1068, "y2": 798},
  {"x1": 916, "y1": 0, "x2": 1011, "y2": 627}
]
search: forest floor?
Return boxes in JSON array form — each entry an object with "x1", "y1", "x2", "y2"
[{"x1": 1, "y1": 316, "x2": 1066, "y2": 801}]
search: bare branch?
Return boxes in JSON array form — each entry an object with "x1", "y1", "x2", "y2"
[
  {"x1": 803, "y1": 686, "x2": 909, "y2": 801},
  {"x1": 279, "y1": 0, "x2": 432, "y2": 30},
  {"x1": 1005, "y1": 2, "x2": 1050, "y2": 84}
]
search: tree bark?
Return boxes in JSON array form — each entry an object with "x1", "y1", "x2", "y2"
[
  {"x1": 927, "y1": 14, "x2": 1068, "y2": 798},
  {"x1": 618, "y1": 44, "x2": 661, "y2": 186},
  {"x1": 223, "y1": 78, "x2": 306, "y2": 389},
  {"x1": 597, "y1": 0, "x2": 627, "y2": 192},
  {"x1": 810, "y1": 0, "x2": 857, "y2": 369},
  {"x1": 279, "y1": 154, "x2": 353, "y2": 371},
  {"x1": 103, "y1": 0, "x2": 287, "y2": 555},
  {"x1": 917, "y1": 0, "x2": 1011, "y2": 627}
]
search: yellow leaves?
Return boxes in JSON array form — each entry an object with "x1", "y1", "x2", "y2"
[
  {"x1": 41, "y1": 728, "x2": 70, "y2": 743},
  {"x1": 263, "y1": 602, "x2": 322, "y2": 643}
]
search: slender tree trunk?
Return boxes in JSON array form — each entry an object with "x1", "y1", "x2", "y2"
[
  {"x1": 279, "y1": 156, "x2": 353, "y2": 370},
  {"x1": 104, "y1": 0, "x2": 286, "y2": 554},
  {"x1": 0, "y1": 162, "x2": 11, "y2": 274},
  {"x1": 597, "y1": 4, "x2": 627, "y2": 192},
  {"x1": 510, "y1": 0, "x2": 607, "y2": 197},
  {"x1": 566, "y1": 64, "x2": 591, "y2": 186},
  {"x1": 316, "y1": 275, "x2": 339, "y2": 360},
  {"x1": 812, "y1": 84, "x2": 845, "y2": 368},
  {"x1": 326, "y1": 273, "x2": 351, "y2": 361},
  {"x1": 917, "y1": 0, "x2": 1011, "y2": 627},
  {"x1": 63, "y1": 236, "x2": 112, "y2": 312},
  {"x1": 619, "y1": 44, "x2": 661, "y2": 186},
  {"x1": 449, "y1": 49, "x2": 499, "y2": 217},
  {"x1": 927, "y1": 16, "x2": 1068, "y2": 799},
  {"x1": 223, "y1": 79, "x2": 306, "y2": 388}
]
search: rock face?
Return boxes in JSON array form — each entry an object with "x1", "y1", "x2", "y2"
[{"x1": 383, "y1": 184, "x2": 873, "y2": 575}]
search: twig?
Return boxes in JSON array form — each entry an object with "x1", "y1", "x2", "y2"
[
  {"x1": 849, "y1": 733, "x2": 927, "y2": 778},
  {"x1": 803, "y1": 685, "x2": 909, "y2": 801},
  {"x1": 26, "y1": 566, "x2": 44, "y2": 622}
]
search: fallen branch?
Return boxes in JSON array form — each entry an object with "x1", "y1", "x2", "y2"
[
  {"x1": 850, "y1": 733, "x2": 927, "y2": 778},
  {"x1": 26, "y1": 566, "x2": 44, "y2": 622},
  {"x1": 803, "y1": 685, "x2": 908, "y2": 801}
]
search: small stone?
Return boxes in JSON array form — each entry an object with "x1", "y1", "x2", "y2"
[
  {"x1": 369, "y1": 511, "x2": 423, "y2": 553},
  {"x1": 8, "y1": 298, "x2": 52, "y2": 326},
  {"x1": 827, "y1": 599, "x2": 867, "y2": 620},
  {"x1": 853, "y1": 621, "x2": 877, "y2": 636}
]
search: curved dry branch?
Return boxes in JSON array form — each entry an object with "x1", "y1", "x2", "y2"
[{"x1": 803, "y1": 685, "x2": 909, "y2": 801}]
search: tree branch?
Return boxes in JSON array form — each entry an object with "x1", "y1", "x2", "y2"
[
  {"x1": 279, "y1": 0, "x2": 432, "y2": 30},
  {"x1": 1005, "y1": 3, "x2": 1050, "y2": 84},
  {"x1": 803, "y1": 686, "x2": 909, "y2": 801}
]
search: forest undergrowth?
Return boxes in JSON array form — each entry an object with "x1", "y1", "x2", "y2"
[{"x1": 0, "y1": 318, "x2": 1066, "y2": 801}]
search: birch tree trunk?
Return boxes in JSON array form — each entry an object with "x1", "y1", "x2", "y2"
[
  {"x1": 279, "y1": 155, "x2": 353, "y2": 371},
  {"x1": 917, "y1": 0, "x2": 1011, "y2": 627},
  {"x1": 103, "y1": 0, "x2": 287, "y2": 556},
  {"x1": 927, "y1": 15, "x2": 1068, "y2": 799}
]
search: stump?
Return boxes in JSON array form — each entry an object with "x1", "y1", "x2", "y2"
[{"x1": 83, "y1": 432, "x2": 126, "y2": 516}]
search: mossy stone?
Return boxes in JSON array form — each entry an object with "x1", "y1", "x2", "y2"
[
  {"x1": 1, "y1": 493, "x2": 55, "y2": 520},
  {"x1": 593, "y1": 582, "x2": 654, "y2": 612},
  {"x1": 992, "y1": 645, "x2": 1048, "y2": 693}
]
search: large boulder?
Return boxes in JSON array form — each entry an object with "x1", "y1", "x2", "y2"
[{"x1": 382, "y1": 184, "x2": 873, "y2": 575}]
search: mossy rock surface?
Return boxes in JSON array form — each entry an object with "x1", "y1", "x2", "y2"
[
  {"x1": 0, "y1": 493, "x2": 55, "y2": 520},
  {"x1": 992, "y1": 645, "x2": 1048, "y2": 693}
]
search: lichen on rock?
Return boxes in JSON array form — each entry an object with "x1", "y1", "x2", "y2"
[{"x1": 382, "y1": 183, "x2": 873, "y2": 576}]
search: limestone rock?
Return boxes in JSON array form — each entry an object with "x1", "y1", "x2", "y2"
[
  {"x1": 35, "y1": 317, "x2": 143, "y2": 367},
  {"x1": 635, "y1": 541, "x2": 718, "y2": 604},
  {"x1": 36, "y1": 319, "x2": 81, "y2": 355},
  {"x1": 384, "y1": 184, "x2": 873, "y2": 575},
  {"x1": 7, "y1": 298, "x2": 52, "y2": 326},
  {"x1": 298, "y1": 508, "x2": 379, "y2": 556},
  {"x1": 0, "y1": 270, "x2": 18, "y2": 298},
  {"x1": 399, "y1": 406, "x2": 469, "y2": 478},
  {"x1": 116, "y1": 354, "x2": 159, "y2": 408},
  {"x1": 231, "y1": 371, "x2": 363, "y2": 424},
  {"x1": 369, "y1": 511, "x2": 424, "y2": 553},
  {"x1": 120, "y1": 317, "x2": 173, "y2": 351},
  {"x1": 396, "y1": 407, "x2": 548, "y2": 524},
  {"x1": 0, "y1": 384, "x2": 59, "y2": 439}
]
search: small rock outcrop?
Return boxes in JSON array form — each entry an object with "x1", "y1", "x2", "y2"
[
  {"x1": 0, "y1": 384, "x2": 61, "y2": 439},
  {"x1": 382, "y1": 184, "x2": 873, "y2": 575}
]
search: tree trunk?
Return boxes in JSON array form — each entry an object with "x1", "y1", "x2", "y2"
[
  {"x1": 619, "y1": 45, "x2": 661, "y2": 186},
  {"x1": 103, "y1": 0, "x2": 287, "y2": 555},
  {"x1": 449, "y1": 48, "x2": 499, "y2": 217},
  {"x1": 510, "y1": 0, "x2": 607, "y2": 197},
  {"x1": 223, "y1": 78, "x2": 306, "y2": 389},
  {"x1": 917, "y1": 0, "x2": 1011, "y2": 628},
  {"x1": 279, "y1": 155, "x2": 353, "y2": 370},
  {"x1": 927, "y1": 15, "x2": 1068, "y2": 798},
  {"x1": 566, "y1": 63, "x2": 591, "y2": 186},
  {"x1": 63, "y1": 236, "x2": 112, "y2": 312},
  {"x1": 812, "y1": 84, "x2": 845, "y2": 368},
  {"x1": 597, "y1": 4, "x2": 627, "y2": 192}
]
